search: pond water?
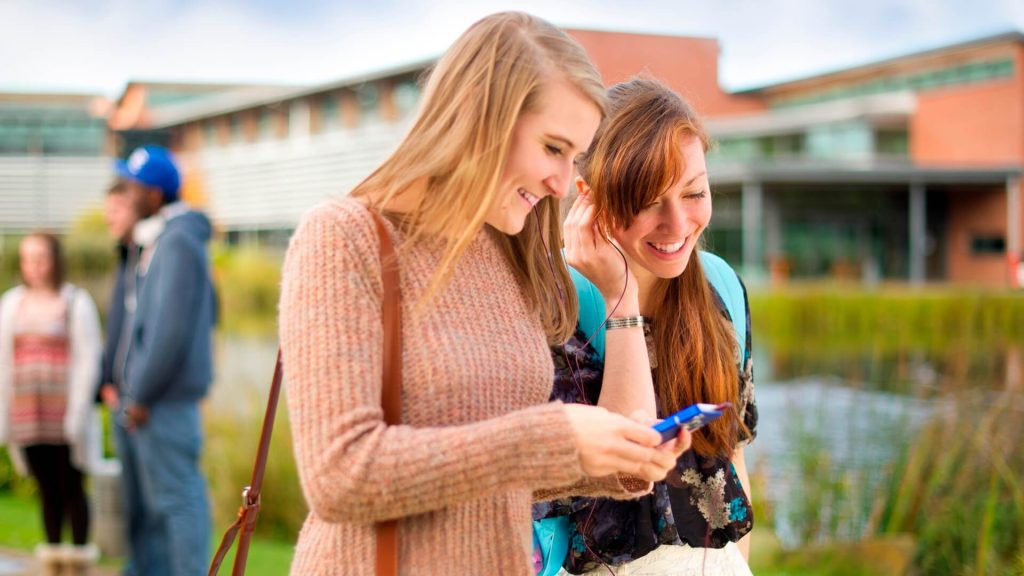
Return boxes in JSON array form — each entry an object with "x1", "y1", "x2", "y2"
[
  {"x1": 747, "y1": 342, "x2": 1017, "y2": 546},
  {"x1": 207, "y1": 333, "x2": 1017, "y2": 548}
]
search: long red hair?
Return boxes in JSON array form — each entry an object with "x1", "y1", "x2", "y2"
[{"x1": 577, "y1": 78, "x2": 742, "y2": 458}]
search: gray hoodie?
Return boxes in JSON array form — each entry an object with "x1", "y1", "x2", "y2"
[{"x1": 126, "y1": 206, "x2": 216, "y2": 406}]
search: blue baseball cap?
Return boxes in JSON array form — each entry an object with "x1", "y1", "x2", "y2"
[{"x1": 114, "y1": 145, "x2": 181, "y2": 201}]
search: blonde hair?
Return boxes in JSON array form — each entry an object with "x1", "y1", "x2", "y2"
[{"x1": 351, "y1": 11, "x2": 606, "y2": 343}]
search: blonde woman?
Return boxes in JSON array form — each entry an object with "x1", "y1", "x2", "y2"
[{"x1": 279, "y1": 12, "x2": 691, "y2": 576}]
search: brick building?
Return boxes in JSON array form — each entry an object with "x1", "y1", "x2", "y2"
[{"x1": 99, "y1": 29, "x2": 1024, "y2": 286}]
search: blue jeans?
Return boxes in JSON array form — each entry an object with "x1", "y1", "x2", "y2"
[
  {"x1": 112, "y1": 418, "x2": 145, "y2": 576},
  {"x1": 119, "y1": 400, "x2": 210, "y2": 576}
]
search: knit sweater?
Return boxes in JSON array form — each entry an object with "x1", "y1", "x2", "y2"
[{"x1": 280, "y1": 199, "x2": 643, "y2": 575}]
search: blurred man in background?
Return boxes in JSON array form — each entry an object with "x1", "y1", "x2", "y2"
[
  {"x1": 114, "y1": 145, "x2": 216, "y2": 576},
  {"x1": 98, "y1": 179, "x2": 142, "y2": 575}
]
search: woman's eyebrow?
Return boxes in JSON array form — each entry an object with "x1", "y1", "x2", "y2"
[{"x1": 682, "y1": 172, "x2": 707, "y2": 188}]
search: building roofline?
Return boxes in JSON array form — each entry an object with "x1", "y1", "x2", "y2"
[
  {"x1": 563, "y1": 26, "x2": 718, "y2": 44},
  {"x1": 143, "y1": 57, "x2": 437, "y2": 129},
  {"x1": 122, "y1": 80, "x2": 284, "y2": 90},
  {"x1": 705, "y1": 91, "x2": 916, "y2": 138},
  {"x1": 710, "y1": 160, "x2": 1022, "y2": 186},
  {"x1": 280, "y1": 57, "x2": 436, "y2": 102},
  {"x1": 144, "y1": 85, "x2": 311, "y2": 128},
  {"x1": 132, "y1": 28, "x2": 727, "y2": 130},
  {"x1": 0, "y1": 91, "x2": 105, "y2": 103},
  {"x1": 734, "y1": 29, "x2": 1024, "y2": 95}
]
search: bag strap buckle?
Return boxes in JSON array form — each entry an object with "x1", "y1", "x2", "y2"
[{"x1": 241, "y1": 486, "x2": 261, "y2": 509}]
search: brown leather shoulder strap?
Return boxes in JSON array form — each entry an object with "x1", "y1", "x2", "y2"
[
  {"x1": 208, "y1": 349, "x2": 283, "y2": 576},
  {"x1": 369, "y1": 209, "x2": 402, "y2": 576},
  {"x1": 370, "y1": 210, "x2": 402, "y2": 427},
  {"x1": 210, "y1": 208, "x2": 402, "y2": 576}
]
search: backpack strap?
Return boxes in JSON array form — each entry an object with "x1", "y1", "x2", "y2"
[
  {"x1": 570, "y1": 266, "x2": 608, "y2": 362},
  {"x1": 698, "y1": 252, "x2": 747, "y2": 362},
  {"x1": 569, "y1": 251, "x2": 747, "y2": 363}
]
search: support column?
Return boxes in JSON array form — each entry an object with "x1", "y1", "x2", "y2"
[
  {"x1": 909, "y1": 181, "x2": 927, "y2": 285},
  {"x1": 764, "y1": 192, "x2": 782, "y2": 260},
  {"x1": 742, "y1": 181, "x2": 764, "y2": 282},
  {"x1": 764, "y1": 191, "x2": 785, "y2": 285},
  {"x1": 1007, "y1": 175, "x2": 1021, "y2": 288}
]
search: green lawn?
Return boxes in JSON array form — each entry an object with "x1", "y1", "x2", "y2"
[
  {"x1": 0, "y1": 492, "x2": 43, "y2": 549},
  {"x1": 3, "y1": 492, "x2": 910, "y2": 576},
  {"x1": 0, "y1": 493, "x2": 294, "y2": 575}
]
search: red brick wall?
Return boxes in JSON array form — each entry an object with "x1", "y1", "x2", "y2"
[
  {"x1": 946, "y1": 186, "x2": 1014, "y2": 285},
  {"x1": 920, "y1": 44, "x2": 1024, "y2": 286},
  {"x1": 567, "y1": 30, "x2": 765, "y2": 117},
  {"x1": 911, "y1": 80, "x2": 1024, "y2": 166}
]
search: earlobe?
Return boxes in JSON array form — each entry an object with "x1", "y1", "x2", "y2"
[{"x1": 575, "y1": 176, "x2": 590, "y2": 197}]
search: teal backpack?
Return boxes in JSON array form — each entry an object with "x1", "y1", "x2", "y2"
[
  {"x1": 571, "y1": 251, "x2": 746, "y2": 363},
  {"x1": 532, "y1": 251, "x2": 747, "y2": 576}
]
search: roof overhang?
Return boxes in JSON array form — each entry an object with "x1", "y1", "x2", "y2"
[
  {"x1": 710, "y1": 160, "x2": 1022, "y2": 187},
  {"x1": 706, "y1": 91, "x2": 916, "y2": 138},
  {"x1": 141, "y1": 58, "x2": 436, "y2": 130}
]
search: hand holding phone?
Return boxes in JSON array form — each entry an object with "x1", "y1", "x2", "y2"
[{"x1": 652, "y1": 403, "x2": 730, "y2": 444}]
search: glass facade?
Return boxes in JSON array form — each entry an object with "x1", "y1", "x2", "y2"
[
  {"x1": 711, "y1": 123, "x2": 908, "y2": 164},
  {"x1": 356, "y1": 83, "x2": 380, "y2": 122},
  {"x1": 319, "y1": 94, "x2": 338, "y2": 130},
  {"x1": 259, "y1": 108, "x2": 274, "y2": 139},
  {"x1": 0, "y1": 105, "x2": 106, "y2": 156},
  {"x1": 392, "y1": 79, "x2": 420, "y2": 118},
  {"x1": 773, "y1": 57, "x2": 1015, "y2": 108},
  {"x1": 203, "y1": 120, "x2": 218, "y2": 147},
  {"x1": 708, "y1": 184, "x2": 957, "y2": 281},
  {"x1": 806, "y1": 122, "x2": 874, "y2": 160}
]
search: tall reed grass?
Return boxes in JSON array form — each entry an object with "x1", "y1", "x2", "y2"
[
  {"x1": 204, "y1": 401, "x2": 307, "y2": 540},
  {"x1": 870, "y1": 348, "x2": 1024, "y2": 576},
  {"x1": 750, "y1": 287, "x2": 1024, "y2": 353}
]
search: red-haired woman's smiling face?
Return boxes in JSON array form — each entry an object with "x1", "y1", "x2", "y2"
[{"x1": 609, "y1": 135, "x2": 711, "y2": 280}]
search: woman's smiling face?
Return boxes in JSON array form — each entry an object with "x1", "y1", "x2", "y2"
[
  {"x1": 484, "y1": 78, "x2": 602, "y2": 235},
  {"x1": 609, "y1": 135, "x2": 712, "y2": 281}
]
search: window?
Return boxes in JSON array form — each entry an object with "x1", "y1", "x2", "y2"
[
  {"x1": 971, "y1": 235, "x2": 1006, "y2": 255},
  {"x1": 0, "y1": 118, "x2": 22, "y2": 153},
  {"x1": 711, "y1": 137, "x2": 759, "y2": 161},
  {"x1": 230, "y1": 114, "x2": 242, "y2": 142},
  {"x1": 774, "y1": 57, "x2": 1015, "y2": 108},
  {"x1": 392, "y1": 80, "x2": 420, "y2": 117},
  {"x1": 259, "y1": 109, "x2": 274, "y2": 139},
  {"x1": 204, "y1": 120, "x2": 218, "y2": 146},
  {"x1": 356, "y1": 83, "x2": 380, "y2": 122},
  {"x1": 875, "y1": 130, "x2": 909, "y2": 157},
  {"x1": 761, "y1": 133, "x2": 804, "y2": 158},
  {"x1": 320, "y1": 95, "x2": 338, "y2": 129}
]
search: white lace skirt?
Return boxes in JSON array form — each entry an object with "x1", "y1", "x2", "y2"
[{"x1": 559, "y1": 542, "x2": 752, "y2": 576}]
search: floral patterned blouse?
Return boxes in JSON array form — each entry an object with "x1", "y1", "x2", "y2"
[{"x1": 534, "y1": 282, "x2": 758, "y2": 574}]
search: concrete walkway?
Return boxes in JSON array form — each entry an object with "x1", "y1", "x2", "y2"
[{"x1": 0, "y1": 548, "x2": 119, "y2": 575}]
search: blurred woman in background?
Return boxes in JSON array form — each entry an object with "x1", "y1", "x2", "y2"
[{"x1": 0, "y1": 232, "x2": 103, "y2": 575}]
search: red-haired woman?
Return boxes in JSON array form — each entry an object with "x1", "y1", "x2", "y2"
[{"x1": 538, "y1": 78, "x2": 758, "y2": 575}]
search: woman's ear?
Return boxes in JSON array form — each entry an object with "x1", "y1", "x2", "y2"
[{"x1": 574, "y1": 175, "x2": 591, "y2": 197}]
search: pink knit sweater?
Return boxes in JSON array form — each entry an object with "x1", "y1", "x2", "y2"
[{"x1": 280, "y1": 200, "x2": 642, "y2": 575}]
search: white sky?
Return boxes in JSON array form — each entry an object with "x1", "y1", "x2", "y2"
[{"x1": 1, "y1": 0, "x2": 1022, "y2": 98}]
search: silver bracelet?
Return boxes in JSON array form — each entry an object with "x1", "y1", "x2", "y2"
[{"x1": 605, "y1": 315, "x2": 647, "y2": 330}]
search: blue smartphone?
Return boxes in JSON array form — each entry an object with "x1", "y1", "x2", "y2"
[{"x1": 652, "y1": 403, "x2": 730, "y2": 444}]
